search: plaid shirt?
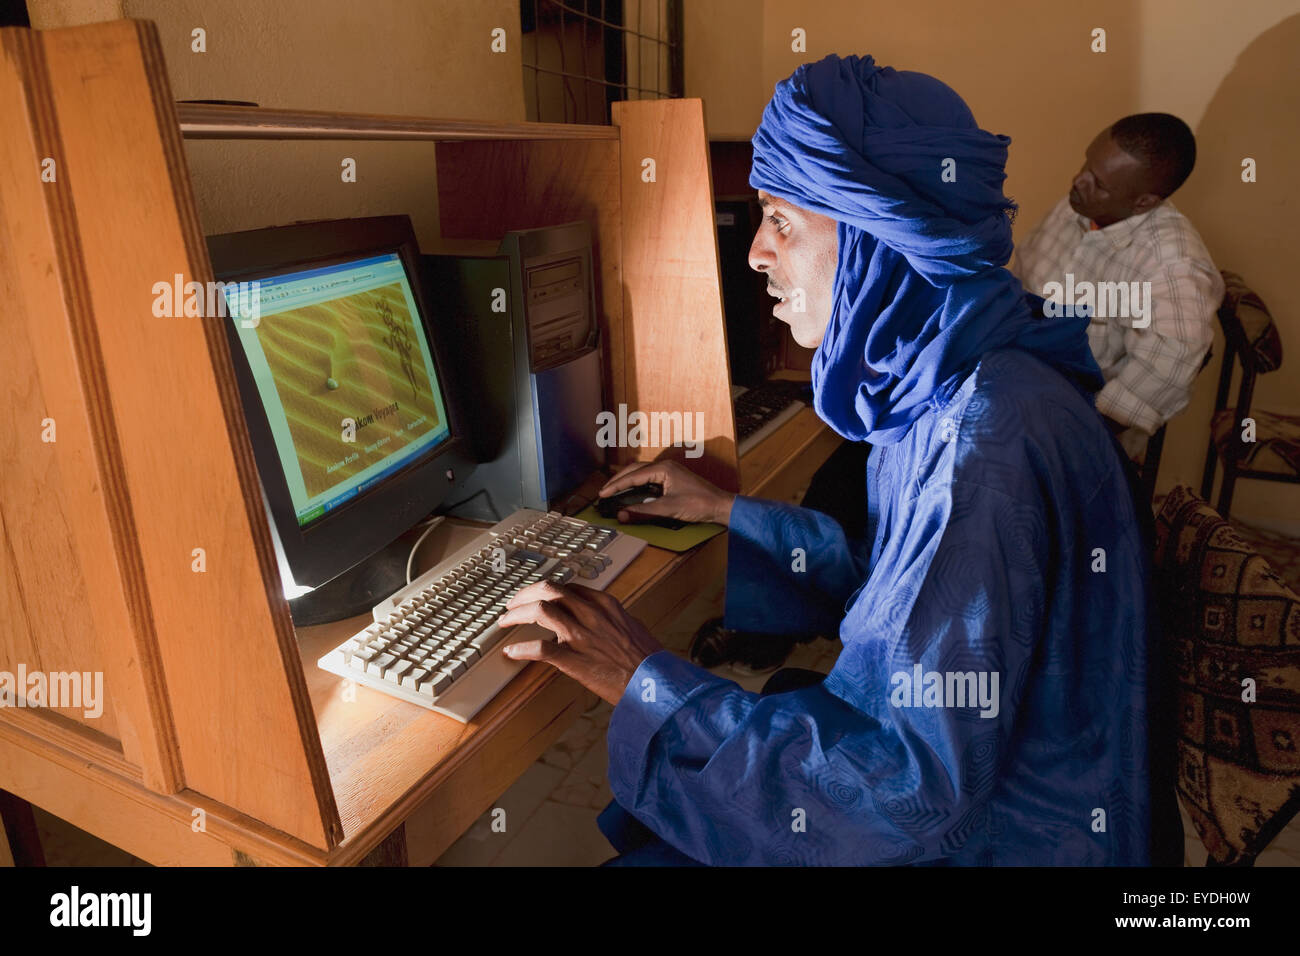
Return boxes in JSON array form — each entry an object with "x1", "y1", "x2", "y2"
[{"x1": 1013, "y1": 197, "x2": 1223, "y2": 437}]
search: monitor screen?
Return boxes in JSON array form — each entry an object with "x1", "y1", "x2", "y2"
[
  {"x1": 209, "y1": 214, "x2": 477, "y2": 613},
  {"x1": 224, "y1": 251, "x2": 452, "y2": 528}
]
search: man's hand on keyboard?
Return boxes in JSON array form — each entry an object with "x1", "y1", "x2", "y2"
[
  {"x1": 498, "y1": 581, "x2": 663, "y2": 705},
  {"x1": 598, "y1": 460, "x2": 736, "y2": 526}
]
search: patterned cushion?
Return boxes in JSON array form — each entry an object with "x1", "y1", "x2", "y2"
[
  {"x1": 1154, "y1": 486, "x2": 1300, "y2": 864},
  {"x1": 1219, "y1": 271, "x2": 1283, "y2": 373},
  {"x1": 1211, "y1": 407, "x2": 1300, "y2": 477}
]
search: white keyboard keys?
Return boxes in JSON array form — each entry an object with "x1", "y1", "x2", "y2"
[{"x1": 317, "y1": 507, "x2": 647, "y2": 721}]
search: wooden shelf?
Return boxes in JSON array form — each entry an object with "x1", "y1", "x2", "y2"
[{"x1": 176, "y1": 102, "x2": 618, "y2": 142}]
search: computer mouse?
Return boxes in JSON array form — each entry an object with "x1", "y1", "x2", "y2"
[{"x1": 595, "y1": 482, "x2": 685, "y2": 530}]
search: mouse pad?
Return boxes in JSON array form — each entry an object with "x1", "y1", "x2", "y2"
[{"x1": 573, "y1": 506, "x2": 726, "y2": 553}]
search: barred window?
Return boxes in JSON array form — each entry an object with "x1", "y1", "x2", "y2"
[{"x1": 521, "y1": 0, "x2": 683, "y2": 124}]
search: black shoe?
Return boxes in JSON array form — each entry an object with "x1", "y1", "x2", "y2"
[{"x1": 688, "y1": 617, "x2": 798, "y2": 676}]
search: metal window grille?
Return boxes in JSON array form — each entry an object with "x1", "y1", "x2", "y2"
[{"x1": 521, "y1": 0, "x2": 683, "y2": 124}]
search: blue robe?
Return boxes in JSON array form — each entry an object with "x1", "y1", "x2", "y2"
[
  {"x1": 603, "y1": 348, "x2": 1153, "y2": 865},
  {"x1": 597, "y1": 54, "x2": 1158, "y2": 866}
]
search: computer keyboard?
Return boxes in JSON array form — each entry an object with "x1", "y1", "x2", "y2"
[
  {"x1": 734, "y1": 380, "x2": 812, "y2": 456},
  {"x1": 317, "y1": 508, "x2": 646, "y2": 721}
]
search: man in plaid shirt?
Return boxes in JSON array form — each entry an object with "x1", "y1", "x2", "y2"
[{"x1": 1014, "y1": 113, "x2": 1223, "y2": 461}]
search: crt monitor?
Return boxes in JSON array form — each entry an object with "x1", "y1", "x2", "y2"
[{"x1": 208, "y1": 216, "x2": 476, "y2": 622}]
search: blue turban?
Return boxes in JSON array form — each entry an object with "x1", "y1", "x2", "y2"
[{"x1": 750, "y1": 54, "x2": 1101, "y2": 443}]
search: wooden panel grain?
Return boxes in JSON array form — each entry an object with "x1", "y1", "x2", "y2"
[
  {"x1": 178, "y1": 103, "x2": 618, "y2": 142},
  {"x1": 613, "y1": 99, "x2": 739, "y2": 491},
  {"x1": 31, "y1": 19, "x2": 339, "y2": 849},
  {"x1": 436, "y1": 137, "x2": 625, "y2": 428},
  {"x1": 0, "y1": 27, "x2": 192, "y2": 761},
  {"x1": 0, "y1": 716, "x2": 328, "y2": 867}
]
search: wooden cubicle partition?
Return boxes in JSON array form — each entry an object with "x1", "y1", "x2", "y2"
[
  {"x1": 612, "y1": 98, "x2": 738, "y2": 491},
  {"x1": 1, "y1": 16, "x2": 745, "y2": 865},
  {"x1": 0, "y1": 18, "x2": 341, "y2": 851},
  {"x1": 437, "y1": 100, "x2": 740, "y2": 491}
]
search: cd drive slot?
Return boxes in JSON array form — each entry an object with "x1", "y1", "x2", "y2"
[{"x1": 531, "y1": 309, "x2": 583, "y2": 333}]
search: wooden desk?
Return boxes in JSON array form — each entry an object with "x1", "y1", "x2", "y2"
[
  {"x1": 0, "y1": 17, "x2": 841, "y2": 868},
  {"x1": 1, "y1": 410, "x2": 835, "y2": 868},
  {"x1": 0, "y1": 522, "x2": 719, "y2": 866},
  {"x1": 295, "y1": 515, "x2": 727, "y2": 865}
]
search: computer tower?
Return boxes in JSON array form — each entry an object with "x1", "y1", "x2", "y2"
[{"x1": 423, "y1": 221, "x2": 603, "y2": 522}]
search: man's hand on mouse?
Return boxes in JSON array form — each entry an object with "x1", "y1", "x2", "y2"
[
  {"x1": 597, "y1": 460, "x2": 737, "y2": 526},
  {"x1": 498, "y1": 581, "x2": 663, "y2": 705}
]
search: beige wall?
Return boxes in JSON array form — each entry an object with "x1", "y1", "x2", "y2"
[
  {"x1": 688, "y1": 0, "x2": 1300, "y2": 528},
  {"x1": 756, "y1": 0, "x2": 1144, "y2": 237},
  {"x1": 27, "y1": 0, "x2": 121, "y2": 26},
  {"x1": 685, "y1": 0, "x2": 763, "y2": 138},
  {"x1": 29, "y1": 0, "x2": 525, "y2": 248},
  {"x1": 1138, "y1": 0, "x2": 1300, "y2": 527}
]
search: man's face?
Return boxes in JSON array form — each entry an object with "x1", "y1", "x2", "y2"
[
  {"x1": 1068, "y1": 129, "x2": 1160, "y2": 227},
  {"x1": 748, "y1": 191, "x2": 839, "y2": 349}
]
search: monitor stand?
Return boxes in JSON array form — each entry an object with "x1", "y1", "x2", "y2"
[{"x1": 287, "y1": 534, "x2": 413, "y2": 627}]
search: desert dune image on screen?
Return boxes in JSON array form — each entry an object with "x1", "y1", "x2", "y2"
[{"x1": 256, "y1": 281, "x2": 441, "y2": 499}]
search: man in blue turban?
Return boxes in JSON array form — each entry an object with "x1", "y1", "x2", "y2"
[{"x1": 499, "y1": 54, "x2": 1175, "y2": 865}]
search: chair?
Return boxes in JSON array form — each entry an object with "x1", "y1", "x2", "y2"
[
  {"x1": 1139, "y1": 422, "x2": 1169, "y2": 508},
  {"x1": 1200, "y1": 271, "x2": 1296, "y2": 518},
  {"x1": 1153, "y1": 485, "x2": 1300, "y2": 865},
  {"x1": 1136, "y1": 346, "x2": 1218, "y2": 509},
  {"x1": 1137, "y1": 338, "x2": 1218, "y2": 509}
]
